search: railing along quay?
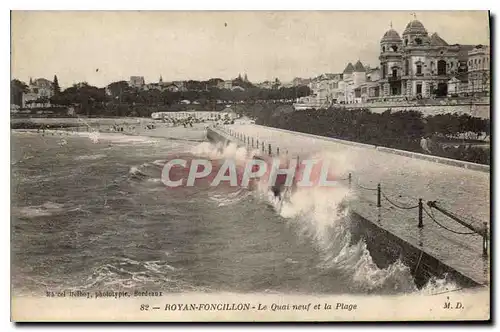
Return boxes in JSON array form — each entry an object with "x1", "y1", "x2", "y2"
[{"x1": 214, "y1": 125, "x2": 490, "y2": 258}]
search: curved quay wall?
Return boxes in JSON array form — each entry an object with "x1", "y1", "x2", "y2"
[{"x1": 206, "y1": 126, "x2": 484, "y2": 289}]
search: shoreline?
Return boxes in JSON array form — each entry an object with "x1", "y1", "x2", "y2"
[{"x1": 11, "y1": 122, "x2": 210, "y2": 144}]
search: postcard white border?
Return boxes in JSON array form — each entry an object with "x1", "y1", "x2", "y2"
[{"x1": 3, "y1": 1, "x2": 496, "y2": 330}]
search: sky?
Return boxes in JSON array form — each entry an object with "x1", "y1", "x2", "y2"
[{"x1": 11, "y1": 11, "x2": 490, "y2": 88}]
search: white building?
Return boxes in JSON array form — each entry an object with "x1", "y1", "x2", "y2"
[
  {"x1": 216, "y1": 80, "x2": 233, "y2": 90},
  {"x1": 22, "y1": 78, "x2": 54, "y2": 108},
  {"x1": 467, "y1": 45, "x2": 490, "y2": 94},
  {"x1": 129, "y1": 76, "x2": 145, "y2": 89}
]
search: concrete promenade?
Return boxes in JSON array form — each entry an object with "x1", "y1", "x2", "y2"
[{"x1": 215, "y1": 124, "x2": 490, "y2": 286}]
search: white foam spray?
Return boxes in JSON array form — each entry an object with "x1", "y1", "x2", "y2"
[{"x1": 191, "y1": 141, "x2": 463, "y2": 295}]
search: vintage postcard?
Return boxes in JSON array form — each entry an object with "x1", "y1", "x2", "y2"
[{"x1": 10, "y1": 10, "x2": 490, "y2": 322}]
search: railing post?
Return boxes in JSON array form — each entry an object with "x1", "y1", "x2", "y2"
[
  {"x1": 262, "y1": 142, "x2": 264, "y2": 152},
  {"x1": 348, "y1": 173, "x2": 352, "y2": 188},
  {"x1": 268, "y1": 144, "x2": 272, "y2": 156},
  {"x1": 483, "y1": 222, "x2": 488, "y2": 257},
  {"x1": 377, "y1": 183, "x2": 381, "y2": 208},
  {"x1": 418, "y1": 198, "x2": 423, "y2": 228},
  {"x1": 252, "y1": 137, "x2": 254, "y2": 147},
  {"x1": 257, "y1": 139, "x2": 259, "y2": 147},
  {"x1": 277, "y1": 147, "x2": 280, "y2": 155}
]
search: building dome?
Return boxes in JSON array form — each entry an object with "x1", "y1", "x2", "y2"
[
  {"x1": 381, "y1": 29, "x2": 402, "y2": 43},
  {"x1": 403, "y1": 20, "x2": 427, "y2": 35}
]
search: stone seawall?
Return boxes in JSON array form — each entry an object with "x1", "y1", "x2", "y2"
[
  {"x1": 349, "y1": 211, "x2": 480, "y2": 288},
  {"x1": 205, "y1": 126, "x2": 486, "y2": 288}
]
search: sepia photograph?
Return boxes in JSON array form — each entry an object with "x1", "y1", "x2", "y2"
[{"x1": 10, "y1": 10, "x2": 491, "y2": 322}]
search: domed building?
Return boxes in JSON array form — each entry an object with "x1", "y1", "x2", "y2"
[
  {"x1": 295, "y1": 17, "x2": 488, "y2": 110},
  {"x1": 378, "y1": 19, "x2": 468, "y2": 99},
  {"x1": 379, "y1": 27, "x2": 404, "y2": 96}
]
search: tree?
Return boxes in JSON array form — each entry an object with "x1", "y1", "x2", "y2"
[
  {"x1": 207, "y1": 78, "x2": 223, "y2": 88},
  {"x1": 53, "y1": 75, "x2": 60, "y2": 95},
  {"x1": 272, "y1": 78, "x2": 281, "y2": 89},
  {"x1": 51, "y1": 82, "x2": 106, "y2": 115},
  {"x1": 107, "y1": 81, "x2": 130, "y2": 99}
]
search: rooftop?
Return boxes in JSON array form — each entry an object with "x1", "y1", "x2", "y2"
[
  {"x1": 403, "y1": 19, "x2": 428, "y2": 35},
  {"x1": 430, "y1": 32, "x2": 449, "y2": 46},
  {"x1": 343, "y1": 62, "x2": 355, "y2": 74},
  {"x1": 354, "y1": 60, "x2": 366, "y2": 72},
  {"x1": 381, "y1": 29, "x2": 402, "y2": 43}
]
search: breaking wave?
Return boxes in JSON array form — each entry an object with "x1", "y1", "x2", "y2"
[
  {"x1": 190, "y1": 141, "x2": 260, "y2": 163},
  {"x1": 209, "y1": 188, "x2": 252, "y2": 207},
  {"x1": 192, "y1": 141, "x2": 461, "y2": 295},
  {"x1": 13, "y1": 202, "x2": 67, "y2": 218},
  {"x1": 65, "y1": 257, "x2": 209, "y2": 293},
  {"x1": 12, "y1": 202, "x2": 91, "y2": 218},
  {"x1": 74, "y1": 154, "x2": 107, "y2": 161}
]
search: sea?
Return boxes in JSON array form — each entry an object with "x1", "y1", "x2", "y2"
[{"x1": 11, "y1": 126, "x2": 456, "y2": 297}]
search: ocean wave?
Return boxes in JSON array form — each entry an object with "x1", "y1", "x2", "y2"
[
  {"x1": 13, "y1": 202, "x2": 67, "y2": 218},
  {"x1": 68, "y1": 131, "x2": 160, "y2": 145},
  {"x1": 72, "y1": 256, "x2": 208, "y2": 293},
  {"x1": 152, "y1": 159, "x2": 167, "y2": 167},
  {"x1": 418, "y1": 275, "x2": 462, "y2": 295},
  {"x1": 208, "y1": 188, "x2": 252, "y2": 207},
  {"x1": 129, "y1": 166, "x2": 148, "y2": 178},
  {"x1": 241, "y1": 146, "x2": 455, "y2": 295},
  {"x1": 278, "y1": 188, "x2": 421, "y2": 293},
  {"x1": 74, "y1": 154, "x2": 107, "y2": 161},
  {"x1": 173, "y1": 142, "x2": 464, "y2": 294},
  {"x1": 190, "y1": 141, "x2": 259, "y2": 163}
]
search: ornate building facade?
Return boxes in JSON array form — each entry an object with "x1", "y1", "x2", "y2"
[
  {"x1": 378, "y1": 19, "x2": 489, "y2": 99},
  {"x1": 293, "y1": 18, "x2": 489, "y2": 110}
]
